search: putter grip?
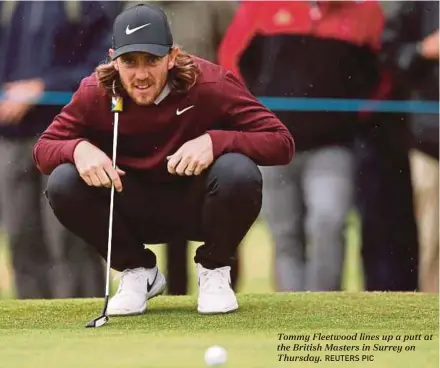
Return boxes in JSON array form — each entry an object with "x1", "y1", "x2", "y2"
[{"x1": 111, "y1": 96, "x2": 123, "y2": 112}]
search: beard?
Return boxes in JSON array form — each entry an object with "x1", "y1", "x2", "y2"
[{"x1": 121, "y1": 74, "x2": 168, "y2": 106}]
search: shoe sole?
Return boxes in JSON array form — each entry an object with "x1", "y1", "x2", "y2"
[{"x1": 107, "y1": 273, "x2": 167, "y2": 317}]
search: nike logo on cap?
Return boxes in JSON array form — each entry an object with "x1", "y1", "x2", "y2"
[
  {"x1": 126, "y1": 23, "x2": 151, "y2": 35},
  {"x1": 176, "y1": 105, "x2": 195, "y2": 115}
]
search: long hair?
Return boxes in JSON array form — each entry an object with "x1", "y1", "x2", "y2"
[{"x1": 95, "y1": 47, "x2": 200, "y2": 96}]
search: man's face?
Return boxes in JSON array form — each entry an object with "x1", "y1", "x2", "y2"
[{"x1": 110, "y1": 49, "x2": 177, "y2": 106}]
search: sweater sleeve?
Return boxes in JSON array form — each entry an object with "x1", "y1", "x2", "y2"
[
  {"x1": 207, "y1": 71, "x2": 295, "y2": 166},
  {"x1": 33, "y1": 79, "x2": 90, "y2": 175}
]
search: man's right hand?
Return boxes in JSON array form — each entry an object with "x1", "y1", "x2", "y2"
[{"x1": 73, "y1": 141, "x2": 125, "y2": 192}]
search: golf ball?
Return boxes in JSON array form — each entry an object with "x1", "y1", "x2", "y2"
[{"x1": 204, "y1": 345, "x2": 227, "y2": 366}]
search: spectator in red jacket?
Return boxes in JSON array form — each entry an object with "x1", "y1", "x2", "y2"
[{"x1": 219, "y1": 1, "x2": 383, "y2": 291}]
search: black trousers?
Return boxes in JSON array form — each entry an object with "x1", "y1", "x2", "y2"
[
  {"x1": 45, "y1": 153, "x2": 262, "y2": 272},
  {"x1": 166, "y1": 239, "x2": 241, "y2": 294},
  {"x1": 355, "y1": 117, "x2": 419, "y2": 291}
]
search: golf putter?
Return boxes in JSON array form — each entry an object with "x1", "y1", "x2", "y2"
[{"x1": 86, "y1": 90, "x2": 123, "y2": 328}]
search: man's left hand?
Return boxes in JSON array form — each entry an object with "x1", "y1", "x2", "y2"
[
  {"x1": 167, "y1": 133, "x2": 214, "y2": 176},
  {"x1": 0, "y1": 79, "x2": 45, "y2": 124}
]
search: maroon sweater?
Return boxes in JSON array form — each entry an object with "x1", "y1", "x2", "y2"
[{"x1": 33, "y1": 58, "x2": 294, "y2": 182}]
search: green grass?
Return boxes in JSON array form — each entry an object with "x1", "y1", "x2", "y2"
[
  {"x1": 0, "y1": 214, "x2": 437, "y2": 367},
  {"x1": 0, "y1": 293, "x2": 438, "y2": 368}
]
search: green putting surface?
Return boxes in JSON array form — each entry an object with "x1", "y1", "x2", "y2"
[{"x1": 0, "y1": 293, "x2": 437, "y2": 368}]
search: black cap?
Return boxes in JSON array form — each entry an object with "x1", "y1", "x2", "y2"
[{"x1": 111, "y1": 3, "x2": 173, "y2": 60}]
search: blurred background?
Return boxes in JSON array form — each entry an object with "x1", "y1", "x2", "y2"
[{"x1": 0, "y1": 0, "x2": 438, "y2": 300}]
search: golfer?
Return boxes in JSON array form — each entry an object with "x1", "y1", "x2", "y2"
[{"x1": 33, "y1": 3, "x2": 294, "y2": 315}]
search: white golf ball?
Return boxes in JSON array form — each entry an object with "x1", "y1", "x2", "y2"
[{"x1": 204, "y1": 345, "x2": 227, "y2": 366}]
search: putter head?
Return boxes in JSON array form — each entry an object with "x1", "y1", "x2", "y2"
[
  {"x1": 85, "y1": 314, "x2": 108, "y2": 328},
  {"x1": 85, "y1": 295, "x2": 110, "y2": 328}
]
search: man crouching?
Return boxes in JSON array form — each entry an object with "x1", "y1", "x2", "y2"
[{"x1": 33, "y1": 3, "x2": 294, "y2": 315}]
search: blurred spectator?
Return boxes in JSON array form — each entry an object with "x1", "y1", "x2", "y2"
[
  {"x1": 219, "y1": 1, "x2": 382, "y2": 291},
  {"x1": 380, "y1": 1, "x2": 439, "y2": 292},
  {"x1": 0, "y1": 1, "x2": 122, "y2": 298},
  {"x1": 354, "y1": 1, "x2": 425, "y2": 292},
  {"x1": 130, "y1": 0, "x2": 238, "y2": 295}
]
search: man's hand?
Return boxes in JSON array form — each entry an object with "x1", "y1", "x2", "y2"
[
  {"x1": 167, "y1": 133, "x2": 214, "y2": 176},
  {"x1": 420, "y1": 29, "x2": 439, "y2": 60},
  {"x1": 0, "y1": 79, "x2": 45, "y2": 124},
  {"x1": 73, "y1": 141, "x2": 126, "y2": 192}
]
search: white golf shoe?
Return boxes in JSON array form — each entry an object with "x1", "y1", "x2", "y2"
[
  {"x1": 107, "y1": 266, "x2": 166, "y2": 316},
  {"x1": 197, "y1": 263, "x2": 238, "y2": 314}
]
